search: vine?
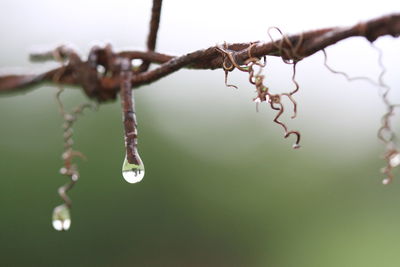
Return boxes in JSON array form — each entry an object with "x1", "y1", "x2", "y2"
[{"x1": 0, "y1": 0, "x2": 399, "y2": 230}]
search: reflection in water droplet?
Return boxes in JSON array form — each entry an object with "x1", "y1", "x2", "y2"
[
  {"x1": 389, "y1": 153, "x2": 400, "y2": 168},
  {"x1": 122, "y1": 154, "x2": 145, "y2": 183},
  {"x1": 52, "y1": 204, "x2": 71, "y2": 231}
]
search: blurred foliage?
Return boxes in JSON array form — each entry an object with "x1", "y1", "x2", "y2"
[{"x1": 0, "y1": 79, "x2": 400, "y2": 267}]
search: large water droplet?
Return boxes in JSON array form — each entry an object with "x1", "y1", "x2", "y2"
[
  {"x1": 389, "y1": 152, "x2": 400, "y2": 168},
  {"x1": 122, "y1": 154, "x2": 145, "y2": 183},
  {"x1": 52, "y1": 204, "x2": 71, "y2": 231}
]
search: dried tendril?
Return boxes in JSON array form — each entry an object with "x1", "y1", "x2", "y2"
[
  {"x1": 322, "y1": 44, "x2": 400, "y2": 184},
  {"x1": 216, "y1": 30, "x2": 303, "y2": 149},
  {"x1": 37, "y1": 46, "x2": 97, "y2": 230}
]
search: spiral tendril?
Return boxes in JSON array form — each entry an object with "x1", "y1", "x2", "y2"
[
  {"x1": 216, "y1": 29, "x2": 302, "y2": 149},
  {"x1": 47, "y1": 47, "x2": 96, "y2": 229}
]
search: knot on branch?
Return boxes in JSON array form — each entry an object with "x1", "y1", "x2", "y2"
[
  {"x1": 34, "y1": 44, "x2": 127, "y2": 102},
  {"x1": 71, "y1": 45, "x2": 124, "y2": 102}
]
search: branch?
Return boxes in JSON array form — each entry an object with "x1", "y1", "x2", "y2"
[
  {"x1": 0, "y1": 13, "x2": 399, "y2": 101},
  {"x1": 138, "y1": 0, "x2": 163, "y2": 72}
]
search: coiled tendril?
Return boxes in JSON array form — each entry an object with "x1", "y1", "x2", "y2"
[
  {"x1": 216, "y1": 29, "x2": 303, "y2": 149},
  {"x1": 36, "y1": 46, "x2": 96, "y2": 229}
]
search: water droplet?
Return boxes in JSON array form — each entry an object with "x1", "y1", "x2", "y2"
[
  {"x1": 52, "y1": 204, "x2": 71, "y2": 231},
  {"x1": 71, "y1": 173, "x2": 79, "y2": 182},
  {"x1": 292, "y1": 144, "x2": 300, "y2": 149},
  {"x1": 382, "y1": 178, "x2": 391, "y2": 185},
  {"x1": 253, "y1": 97, "x2": 261, "y2": 103},
  {"x1": 59, "y1": 167, "x2": 68, "y2": 175},
  {"x1": 389, "y1": 152, "x2": 400, "y2": 168},
  {"x1": 122, "y1": 154, "x2": 145, "y2": 183},
  {"x1": 64, "y1": 114, "x2": 75, "y2": 122}
]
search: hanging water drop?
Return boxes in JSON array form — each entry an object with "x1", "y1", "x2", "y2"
[
  {"x1": 52, "y1": 204, "x2": 71, "y2": 231},
  {"x1": 122, "y1": 153, "x2": 145, "y2": 183},
  {"x1": 382, "y1": 178, "x2": 391, "y2": 185}
]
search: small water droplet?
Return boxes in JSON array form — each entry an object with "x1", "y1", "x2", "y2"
[
  {"x1": 59, "y1": 167, "x2": 68, "y2": 175},
  {"x1": 253, "y1": 97, "x2": 261, "y2": 103},
  {"x1": 292, "y1": 144, "x2": 300, "y2": 149},
  {"x1": 382, "y1": 178, "x2": 391, "y2": 185},
  {"x1": 389, "y1": 152, "x2": 400, "y2": 168},
  {"x1": 71, "y1": 173, "x2": 79, "y2": 182},
  {"x1": 52, "y1": 204, "x2": 71, "y2": 231},
  {"x1": 122, "y1": 154, "x2": 145, "y2": 183},
  {"x1": 64, "y1": 114, "x2": 75, "y2": 122}
]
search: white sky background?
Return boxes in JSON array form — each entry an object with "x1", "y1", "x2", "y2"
[{"x1": 0, "y1": 0, "x2": 399, "y2": 161}]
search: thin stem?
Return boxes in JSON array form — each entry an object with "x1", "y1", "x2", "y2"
[{"x1": 138, "y1": 0, "x2": 163, "y2": 72}]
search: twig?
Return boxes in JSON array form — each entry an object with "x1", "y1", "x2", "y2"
[
  {"x1": 138, "y1": 0, "x2": 163, "y2": 72},
  {"x1": 120, "y1": 59, "x2": 140, "y2": 165}
]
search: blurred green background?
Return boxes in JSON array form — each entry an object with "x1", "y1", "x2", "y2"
[{"x1": 1, "y1": 1, "x2": 400, "y2": 266}]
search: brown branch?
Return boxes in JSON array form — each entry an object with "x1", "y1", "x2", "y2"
[
  {"x1": 131, "y1": 13, "x2": 400, "y2": 88},
  {"x1": 0, "y1": 74, "x2": 47, "y2": 94},
  {"x1": 146, "y1": 0, "x2": 163, "y2": 52},
  {"x1": 120, "y1": 58, "x2": 140, "y2": 165},
  {"x1": 138, "y1": 0, "x2": 163, "y2": 72},
  {"x1": 0, "y1": 13, "x2": 399, "y2": 102}
]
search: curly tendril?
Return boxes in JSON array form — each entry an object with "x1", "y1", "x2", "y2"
[
  {"x1": 216, "y1": 30, "x2": 303, "y2": 149},
  {"x1": 322, "y1": 44, "x2": 400, "y2": 184}
]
